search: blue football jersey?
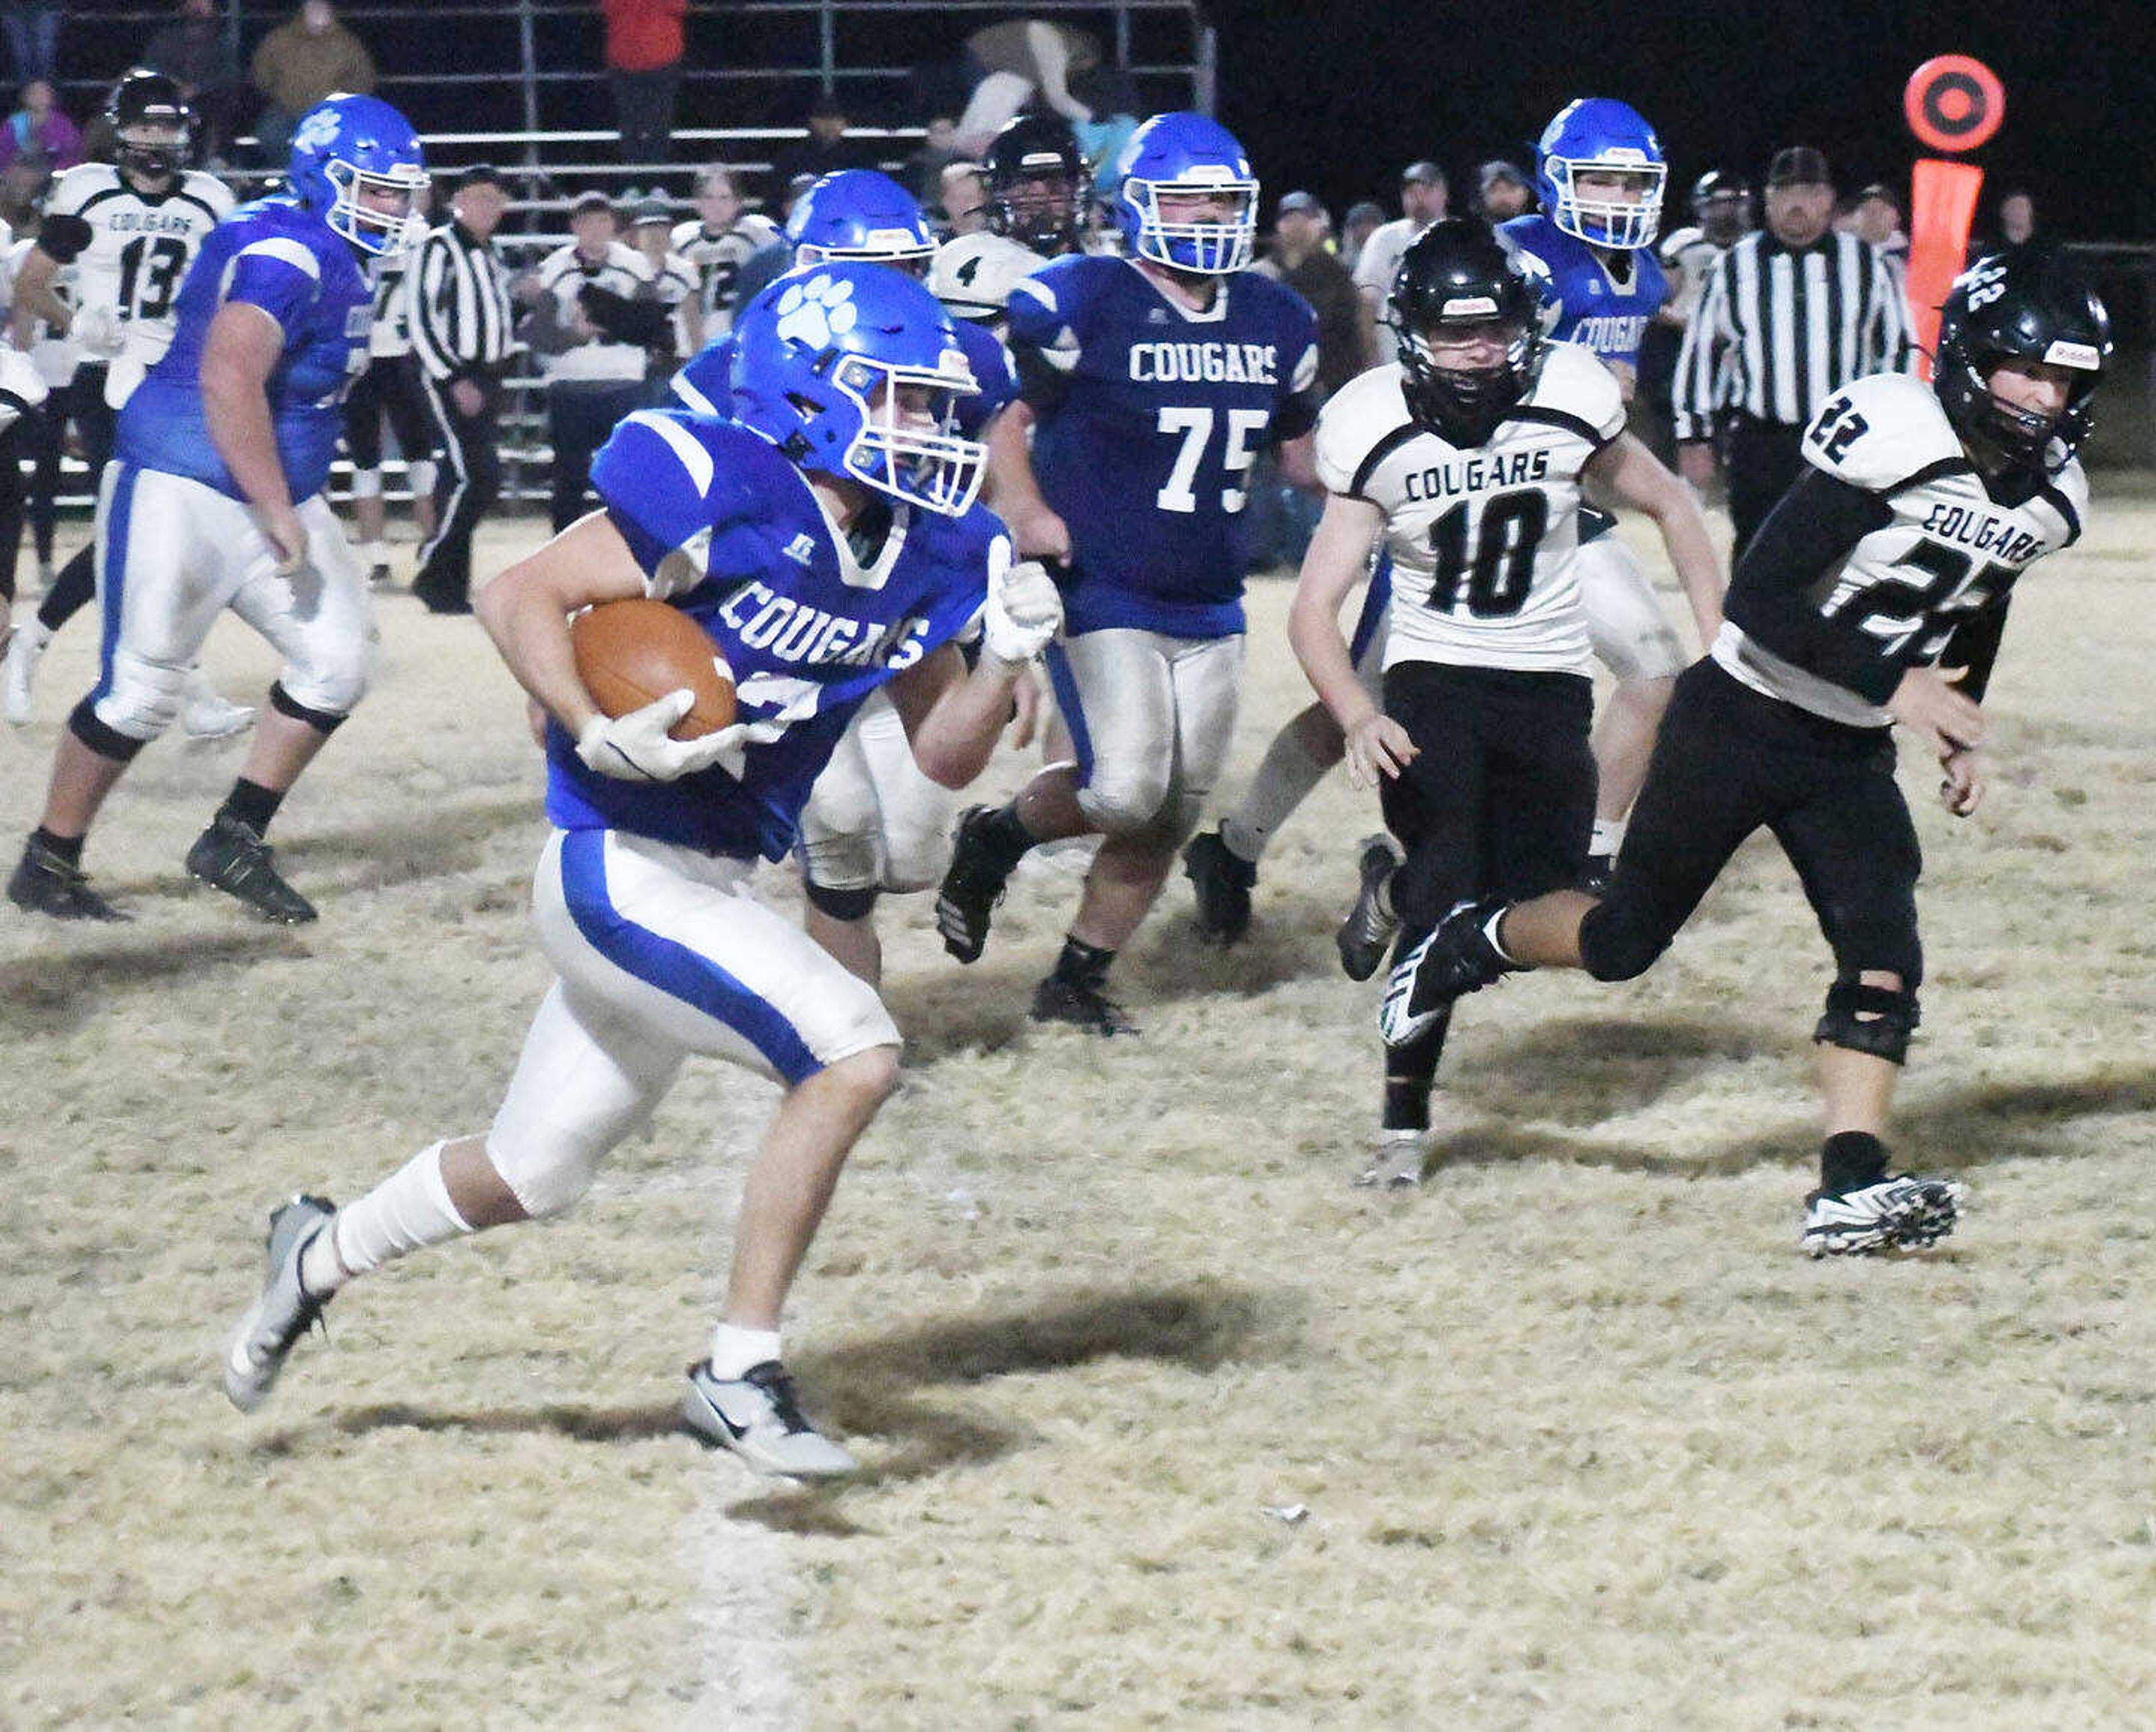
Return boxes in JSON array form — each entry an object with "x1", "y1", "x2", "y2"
[
  {"x1": 118, "y1": 197, "x2": 372, "y2": 503},
  {"x1": 669, "y1": 318, "x2": 1015, "y2": 440},
  {"x1": 1498, "y1": 213, "x2": 1668, "y2": 371},
  {"x1": 544, "y1": 410, "x2": 1005, "y2": 861},
  {"x1": 1005, "y1": 254, "x2": 1319, "y2": 637}
]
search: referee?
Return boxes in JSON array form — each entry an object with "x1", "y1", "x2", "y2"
[
  {"x1": 407, "y1": 163, "x2": 516, "y2": 614},
  {"x1": 1673, "y1": 147, "x2": 1913, "y2": 558}
]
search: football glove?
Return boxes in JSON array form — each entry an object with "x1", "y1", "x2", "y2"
[
  {"x1": 983, "y1": 557, "x2": 1062, "y2": 664},
  {"x1": 575, "y1": 689, "x2": 746, "y2": 783},
  {"x1": 70, "y1": 304, "x2": 128, "y2": 360}
]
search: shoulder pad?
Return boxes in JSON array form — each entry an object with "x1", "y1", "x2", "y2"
[
  {"x1": 1314, "y1": 364, "x2": 1415, "y2": 496},
  {"x1": 1525, "y1": 344, "x2": 1627, "y2": 443},
  {"x1": 1659, "y1": 225, "x2": 1702, "y2": 261},
  {"x1": 2037, "y1": 458, "x2": 2090, "y2": 546},
  {"x1": 1800, "y1": 372, "x2": 1962, "y2": 492},
  {"x1": 593, "y1": 412, "x2": 776, "y2": 598},
  {"x1": 1004, "y1": 252, "x2": 1106, "y2": 345},
  {"x1": 929, "y1": 232, "x2": 1044, "y2": 318},
  {"x1": 45, "y1": 163, "x2": 116, "y2": 216}
]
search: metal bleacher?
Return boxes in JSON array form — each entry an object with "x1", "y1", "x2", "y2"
[{"x1": 49, "y1": 0, "x2": 1217, "y2": 509}]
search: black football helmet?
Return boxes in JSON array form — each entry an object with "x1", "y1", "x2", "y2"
[
  {"x1": 1689, "y1": 169, "x2": 1750, "y2": 241},
  {"x1": 984, "y1": 113, "x2": 1087, "y2": 255},
  {"x1": 107, "y1": 70, "x2": 193, "y2": 181},
  {"x1": 1935, "y1": 246, "x2": 2111, "y2": 473},
  {"x1": 1387, "y1": 217, "x2": 1546, "y2": 445}
]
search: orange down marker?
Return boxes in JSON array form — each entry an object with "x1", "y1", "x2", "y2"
[{"x1": 1903, "y1": 55, "x2": 2004, "y2": 380}]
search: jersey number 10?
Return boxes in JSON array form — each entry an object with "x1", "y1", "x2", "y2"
[
  {"x1": 1427, "y1": 488, "x2": 1551, "y2": 618},
  {"x1": 1154, "y1": 406, "x2": 1272, "y2": 514}
]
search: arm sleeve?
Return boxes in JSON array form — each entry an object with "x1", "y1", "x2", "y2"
[
  {"x1": 1671, "y1": 254, "x2": 1729, "y2": 442},
  {"x1": 1268, "y1": 303, "x2": 1323, "y2": 444},
  {"x1": 1942, "y1": 595, "x2": 2011, "y2": 702},
  {"x1": 1721, "y1": 467, "x2": 1904, "y2": 703}
]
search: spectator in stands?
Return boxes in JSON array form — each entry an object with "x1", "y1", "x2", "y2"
[
  {"x1": 625, "y1": 189, "x2": 699, "y2": 392},
  {"x1": 601, "y1": 0, "x2": 684, "y2": 167},
  {"x1": 145, "y1": 0, "x2": 250, "y2": 166},
  {"x1": 1, "y1": 0, "x2": 63, "y2": 85},
  {"x1": 670, "y1": 166, "x2": 779, "y2": 340},
  {"x1": 521, "y1": 188, "x2": 663, "y2": 531},
  {"x1": 1474, "y1": 159, "x2": 1534, "y2": 221},
  {"x1": 906, "y1": 115, "x2": 960, "y2": 207},
  {"x1": 954, "y1": 19, "x2": 1099, "y2": 158},
  {"x1": 773, "y1": 91, "x2": 871, "y2": 189},
  {"x1": 723, "y1": 174, "x2": 812, "y2": 315},
  {"x1": 938, "y1": 161, "x2": 988, "y2": 235},
  {"x1": 1853, "y1": 182, "x2": 1908, "y2": 269},
  {"x1": 250, "y1": 1, "x2": 374, "y2": 164},
  {"x1": 1993, "y1": 189, "x2": 2038, "y2": 248},
  {"x1": 1268, "y1": 190, "x2": 1359, "y2": 401},
  {"x1": 0, "y1": 80, "x2": 80, "y2": 173},
  {"x1": 1339, "y1": 200, "x2": 1384, "y2": 276},
  {"x1": 1353, "y1": 160, "x2": 1447, "y2": 363}
]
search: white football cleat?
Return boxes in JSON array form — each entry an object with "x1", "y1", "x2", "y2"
[
  {"x1": 1802, "y1": 1174, "x2": 1962, "y2": 1256},
  {"x1": 683, "y1": 1359, "x2": 857, "y2": 1479},
  {"x1": 1354, "y1": 1128, "x2": 1431, "y2": 1190}
]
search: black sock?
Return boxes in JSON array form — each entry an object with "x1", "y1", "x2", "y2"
[
  {"x1": 1382, "y1": 1008, "x2": 1450, "y2": 1131},
  {"x1": 31, "y1": 826, "x2": 83, "y2": 867},
  {"x1": 977, "y1": 802, "x2": 1036, "y2": 872},
  {"x1": 1820, "y1": 1130, "x2": 1890, "y2": 1195},
  {"x1": 218, "y1": 778, "x2": 285, "y2": 838},
  {"x1": 1052, "y1": 935, "x2": 1114, "y2": 990}
]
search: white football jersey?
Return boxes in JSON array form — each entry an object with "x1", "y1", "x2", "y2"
[
  {"x1": 1714, "y1": 371, "x2": 2089, "y2": 728},
  {"x1": 670, "y1": 213, "x2": 780, "y2": 333},
  {"x1": 1656, "y1": 225, "x2": 1724, "y2": 326},
  {"x1": 44, "y1": 163, "x2": 234, "y2": 366},
  {"x1": 929, "y1": 230, "x2": 1047, "y2": 323},
  {"x1": 1315, "y1": 344, "x2": 1628, "y2": 675},
  {"x1": 365, "y1": 250, "x2": 412, "y2": 358},
  {"x1": 3, "y1": 234, "x2": 79, "y2": 385}
]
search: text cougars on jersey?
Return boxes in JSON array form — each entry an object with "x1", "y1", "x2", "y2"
[
  {"x1": 1916, "y1": 500, "x2": 2046, "y2": 565},
  {"x1": 1401, "y1": 445, "x2": 1551, "y2": 503},
  {"x1": 718, "y1": 581, "x2": 933, "y2": 671},
  {"x1": 1127, "y1": 341, "x2": 1280, "y2": 385}
]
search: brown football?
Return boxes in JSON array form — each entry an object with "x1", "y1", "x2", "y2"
[{"x1": 570, "y1": 598, "x2": 737, "y2": 740}]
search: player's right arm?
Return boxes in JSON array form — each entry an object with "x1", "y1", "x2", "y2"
[
  {"x1": 200, "y1": 301, "x2": 308, "y2": 572},
  {"x1": 476, "y1": 510, "x2": 647, "y2": 739},
  {"x1": 1288, "y1": 491, "x2": 1410, "y2": 789}
]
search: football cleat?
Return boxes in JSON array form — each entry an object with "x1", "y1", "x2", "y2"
[
  {"x1": 683, "y1": 1359, "x2": 858, "y2": 1479},
  {"x1": 1801, "y1": 1174, "x2": 1962, "y2": 1257},
  {"x1": 3, "y1": 615, "x2": 51, "y2": 725},
  {"x1": 1030, "y1": 974, "x2": 1139, "y2": 1036},
  {"x1": 1378, "y1": 897, "x2": 1518, "y2": 1044},
  {"x1": 1581, "y1": 851, "x2": 1615, "y2": 898},
  {"x1": 8, "y1": 837, "x2": 129, "y2": 921},
  {"x1": 186, "y1": 813, "x2": 318, "y2": 924},
  {"x1": 1335, "y1": 834, "x2": 1403, "y2": 981},
  {"x1": 223, "y1": 1194, "x2": 337, "y2": 1411},
  {"x1": 934, "y1": 805, "x2": 1016, "y2": 963},
  {"x1": 180, "y1": 674, "x2": 257, "y2": 741},
  {"x1": 1354, "y1": 1127, "x2": 1431, "y2": 1190},
  {"x1": 1181, "y1": 828, "x2": 1257, "y2": 944}
]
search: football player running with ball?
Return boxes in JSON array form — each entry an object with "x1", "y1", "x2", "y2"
[
  {"x1": 222, "y1": 263, "x2": 1062, "y2": 1479},
  {"x1": 934, "y1": 111, "x2": 1322, "y2": 1035},
  {"x1": 1392, "y1": 249, "x2": 2109, "y2": 1252},
  {"x1": 1291, "y1": 219, "x2": 1720, "y2": 1187}
]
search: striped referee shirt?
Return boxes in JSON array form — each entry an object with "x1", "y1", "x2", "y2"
[
  {"x1": 406, "y1": 218, "x2": 515, "y2": 383},
  {"x1": 1673, "y1": 230, "x2": 1913, "y2": 441}
]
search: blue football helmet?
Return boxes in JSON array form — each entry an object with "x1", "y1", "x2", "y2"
[
  {"x1": 785, "y1": 170, "x2": 936, "y2": 273},
  {"x1": 730, "y1": 262, "x2": 985, "y2": 517},
  {"x1": 286, "y1": 93, "x2": 428, "y2": 256},
  {"x1": 1113, "y1": 111, "x2": 1258, "y2": 275},
  {"x1": 1536, "y1": 98, "x2": 1665, "y2": 251}
]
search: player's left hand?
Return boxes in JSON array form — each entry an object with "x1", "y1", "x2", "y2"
[
  {"x1": 70, "y1": 304, "x2": 127, "y2": 360},
  {"x1": 1344, "y1": 711, "x2": 1418, "y2": 789},
  {"x1": 984, "y1": 557, "x2": 1062, "y2": 664},
  {"x1": 1939, "y1": 746, "x2": 1984, "y2": 817}
]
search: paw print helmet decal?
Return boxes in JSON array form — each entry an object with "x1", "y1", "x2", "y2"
[{"x1": 731, "y1": 262, "x2": 987, "y2": 517}]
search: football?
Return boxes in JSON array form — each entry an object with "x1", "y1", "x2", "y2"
[{"x1": 569, "y1": 598, "x2": 737, "y2": 740}]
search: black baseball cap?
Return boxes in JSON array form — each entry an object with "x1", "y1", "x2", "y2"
[
  {"x1": 1276, "y1": 189, "x2": 1324, "y2": 218},
  {"x1": 1767, "y1": 146, "x2": 1831, "y2": 188}
]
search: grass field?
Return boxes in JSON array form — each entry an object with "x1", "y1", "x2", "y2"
[{"x1": 3, "y1": 497, "x2": 2154, "y2": 1728}]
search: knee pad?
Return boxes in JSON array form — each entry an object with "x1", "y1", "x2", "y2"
[
  {"x1": 1076, "y1": 764, "x2": 1172, "y2": 837},
  {"x1": 803, "y1": 878, "x2": 879, "y2": 922},
  {"x1": 270, "y1": 679, "x2": 352, "y2": 734},
  {"x1": 483, "y1": 1128, "x2": 601, "y2": 1219},
  {"x1": 798, "y1": 824, "x2": 879, "y2": 898},
  {"x1": 879, "y1": 825, "x2": 952, "y2": 894},
  {"x1": 1814, "y1": 976, "x2": 1920, "y2": 1064},
  {"x1": 1577, "y1": 897, "x2": 1673, "y2": 982},
  {"x1": 89, "y1": 650, "x2": 189, "y2": 742}
]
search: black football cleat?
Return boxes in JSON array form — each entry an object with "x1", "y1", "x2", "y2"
[
  {"x1": 1335, "y1": 834, "x2": 1403, "y2": 981},
  {"x1": 8, "y1": 837, "x2": 130, "y2": 922},
  {"x1": 1030, "y1": 975, "x2": 1139, "y2": 1036},
  {"x1": 935, "y1": 805, "x2": 1017, "y2": 963},
  {"x1": 1182, "y1": 828, "x2": 1257, "y2": 944},
  {"x1": 186, "y1": 814, "x2": 318, "y2": 924}
]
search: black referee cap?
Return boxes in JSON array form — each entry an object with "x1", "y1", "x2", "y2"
[{"x1": 1766, "y1": 146, "x2": 1831, "y2": 188}]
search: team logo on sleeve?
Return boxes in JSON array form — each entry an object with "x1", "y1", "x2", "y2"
[{"x1": 774, "y1": 273, "x2": 858, "y2": 348}]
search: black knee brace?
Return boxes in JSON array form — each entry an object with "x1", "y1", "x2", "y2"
[
  {"x1": 1814, "y1": 977, "x2": 1921, "y2": 1064},
  {"x1": 67, "y1": 697, "x2": 147, "y2": 762},
  {"x1": 270, "y1": 681, "x2": 349, "y2": 734},
  {"x1": 803, "y1": 878, "x2": 879, "y2": 922}
]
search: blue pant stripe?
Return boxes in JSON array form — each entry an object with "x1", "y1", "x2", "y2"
[
  {"x1": 89, "y1": 462, "x2": 138, "y2": 708},
  {"x1": 558, "y1": 830, "x2": 823, "y2": 1085},
  {"x1": 1349, "y1": 552, "x2": 1393, "y2": 666},
  {"x1": 1043, "y1": 640, "x2": 1094, "y2": 784}
]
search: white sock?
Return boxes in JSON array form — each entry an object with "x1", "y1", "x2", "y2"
[
  {"x1": 1221, "y1": 725, "x2": 1335, "y2": 864},
  {"x1": 709, "y1": 1323, "x2": 784, "y2": 1380},
  {"x1": 1589, "y1": 817, "x2": 1625, "y2": 858},
  {"x1": 1483, "y1": 907, "x2": 1519, "y2": 965},
  {"x1": 305, "y1": 1140, "x2": 473, "y2": 1295}
]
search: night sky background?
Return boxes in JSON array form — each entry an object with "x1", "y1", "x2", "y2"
[{"x1": 1202, "y1": 0, "x2": 2156, "y2": 243}]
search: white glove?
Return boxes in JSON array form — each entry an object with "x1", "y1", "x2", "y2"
[
  {"x1": 70, "y1": 304, "x2": 127, "y2": 360},
  {"x1": 983, "y1": 557, "x2": 1063, "y2": 664},
  {"x1": 575, "y1": 688, "x2": 746, "y2": 783}
]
